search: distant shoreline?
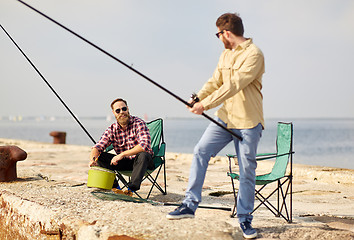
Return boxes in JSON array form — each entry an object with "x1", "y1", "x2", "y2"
[
  {"x1": 1, "y1": 137, "x2": 354, "y2": 171},
  {"x1": 1, "y1": 116, "x2": 354, "y2": 121},
  {"x1": 1, "y1": 117, "x2": 353, "y2": 170}
]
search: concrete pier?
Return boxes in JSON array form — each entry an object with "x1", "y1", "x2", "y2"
[{"x1": 0, "y1": 138, "x2": 353, "y2": 239}]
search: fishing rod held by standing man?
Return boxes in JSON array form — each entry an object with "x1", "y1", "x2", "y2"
[{"x1": 15, "y1": 0, "x2": 243, "y2": 141}]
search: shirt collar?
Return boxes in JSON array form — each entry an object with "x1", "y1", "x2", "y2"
[{"x1": 234, "y1": 38, "x2": 253, "y2": 51}]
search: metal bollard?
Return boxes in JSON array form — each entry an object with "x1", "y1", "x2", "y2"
[{"x1": 49, "y1": 131, "x2": 67, "y2": 144}]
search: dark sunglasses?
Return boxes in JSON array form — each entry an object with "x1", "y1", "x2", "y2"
[
  {"x1": 114, "y1": 106, "x2": 128, "y2": 114},
  {"x1": 215, "y1": 30, "x2": 224, "y2": 38}
]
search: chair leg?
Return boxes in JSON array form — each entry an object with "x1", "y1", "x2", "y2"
[
  {"x1": 115, "y1": 164, "x2": 167, "y2": 200},
  {"x1": 163, "y1": 160, "x2": 167, "y2": 194},
  {"x1": 253, "y1": 185, "x2": 279, "y2": 215},
  {"x1": 114, "y1": 171, "x2": 144, "y2": 199},
  {"x1": 115, "y1": 171, "x2": 129, "y2": 188},
  {"x1": 145, "y1": 167, "x2": 166, "y2": 199},
  {"x1": 277, "y1": 180, "x2": 280, "y2": 217},
  {"x1": 133, "y1": 163, "x2": 167, "y2": 200},
  {"x1": 230, "y1": 177, "x2": 238, "y2": 218},
  {"x1": 290, "y1": 175, "x2": 293, "y2": 223},
  {"x1": 278, "y1": 180, "x2": 290, "y2": 221},
  {"x1": 228, "y1": 156, "x2": 238, "y2": 218},
  {"x1": 253, "y1": 177, "x2": 292, "y2": 223},
  {"x1": 279, "y1": 177, "x2": 292, "y2": 223}
]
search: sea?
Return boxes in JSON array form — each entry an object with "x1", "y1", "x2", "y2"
[{"x1": 0, "y1": 117, "x2": 353, "y2": 170}]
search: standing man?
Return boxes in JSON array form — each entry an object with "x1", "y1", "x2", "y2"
[
  {"x1": 89, "y1": 98, "x2": 154, "y2": 195},
  {"x1": 167, "y1": 13, "x2": 264, "y2": 239}
]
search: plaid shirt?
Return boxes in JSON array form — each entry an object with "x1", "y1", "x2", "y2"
[{"x1": 94, "y1": 116, "x2": 153, "y2": 159}]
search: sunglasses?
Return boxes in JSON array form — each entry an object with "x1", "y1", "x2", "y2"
[
  {"x1": 114, "y1": 106, "x2": 128, "y2": 114},
  {"x1": 215, "y1": 30, "x2": 224, "y2": 38}
]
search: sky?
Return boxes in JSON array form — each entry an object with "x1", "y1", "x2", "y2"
[{"x1": 1, "y1": 0, "x2": 354, "y2": 120}]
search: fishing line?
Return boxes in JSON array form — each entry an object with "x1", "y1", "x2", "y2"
[
  {"x1": 16, "y1": 0, "x2": 243, "y2": 141},
  {"x1": 0, "y1": 24, "x2": 96, "y2": 144}
]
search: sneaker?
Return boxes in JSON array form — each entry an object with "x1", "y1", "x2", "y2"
[
  {"x1": 240, "y1": 221, "x2": 257, "y2": 239},
  {"x1": 112, "y1": 188, "x2": 125, "y2": 195},
  {"x1": 123, "y1": 189, "x2": 133, "y2": 197},
  {"x1": 166, "y1": 204, "x2": 195, "y2": 220},
  {"x1": 111, "y1": 188, "x2": 133, "y2": 197}
]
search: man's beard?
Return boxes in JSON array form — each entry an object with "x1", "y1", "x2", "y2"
[
  {"x1": 116, "y1": 113, "x2": 130, "y2": 126},
  {"x1": 223, "y1": 38, "x2": 232, "y2": 50}
]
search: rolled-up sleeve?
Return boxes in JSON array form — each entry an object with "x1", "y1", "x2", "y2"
[
  {"x1": 93, "y1": 127, "x2": 112, "y2": 152},
  {"x1": 136, "y1": 120, "x2": 152, "y2": 154}
]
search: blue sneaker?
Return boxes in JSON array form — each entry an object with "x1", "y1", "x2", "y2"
[
  {"x1": 240, "y1": 221, "x2": 257, "y2": 239},
  {"x1": 166, "y1": 204, "x2": 195, "y2": 219}
]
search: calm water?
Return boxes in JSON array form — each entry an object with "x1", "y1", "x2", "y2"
[{"x1": 0, "y1": 117, "x2": 353, "y2": 169}]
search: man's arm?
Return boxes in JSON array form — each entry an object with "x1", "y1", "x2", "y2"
[
  {"x1": 89, "y1": 125, "x2": 114, "y2": 167},
  {"x1": 89, "y1": 147, "x2": 100, "y2": 167},
  {"x1": 110, "y1": 144, "x2": 144, "y2": 165},
  {"x1": 134, "y1": 119, "x2": 153, "y2": 154},
  {"x1": 200, "y1": 51, "x2": 264, "y2": 111}
]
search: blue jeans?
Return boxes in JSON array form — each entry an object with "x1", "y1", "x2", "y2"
[{"x1": 182, "y1": 118, "x2": 262, "y2": 223}]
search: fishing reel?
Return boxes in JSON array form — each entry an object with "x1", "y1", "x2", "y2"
[{"x1": 189, "y1": 93, "x2": 200, "y2": 107}]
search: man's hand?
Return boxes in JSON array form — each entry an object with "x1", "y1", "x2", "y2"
[
  {"x1": 89, "y1": 147, "x2": 100, "y2": 167},
  {"x1": 188, "y1": 102, "x2": 204, "y2": 115},
  {"x1": 89, "y1": 157, "x2": 98, "y2": 167},
  {"x1": 111, "y1": 154, "x2": 125, "y2": 165}
]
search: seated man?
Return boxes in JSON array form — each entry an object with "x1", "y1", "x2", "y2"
[{"x1": 89, "y1": 98, "x2": 154, "y2": 195}]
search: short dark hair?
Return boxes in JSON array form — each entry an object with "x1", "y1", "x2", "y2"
[
  {"x1": 110, "y1": 98, "x2": 128, "y2": 109},
  {"x1": 216, "y1": 13, "x2": 244, "y2": 37}
]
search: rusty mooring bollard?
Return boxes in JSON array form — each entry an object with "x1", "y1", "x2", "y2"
[
  {"x1": 49, "y1": 131, "x2": 67, "y2": 144},
  {"x1": 0, "y1": 146, "x2": 27, "y2": 182}
]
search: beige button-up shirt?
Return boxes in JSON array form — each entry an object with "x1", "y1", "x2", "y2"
[{"x1": 198, "y1": 38, "x2": 265, "y2": 129}]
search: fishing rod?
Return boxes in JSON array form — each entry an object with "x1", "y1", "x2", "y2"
[
  {"x1": 0, "y1": 24, "x2": 97, "y2": 144},
  {"x1": 1, "y1": 25, "x2": 232, "y2": 211},
  {"x1": 16, "y1": 0, "x2": 243, "y2": 141}
]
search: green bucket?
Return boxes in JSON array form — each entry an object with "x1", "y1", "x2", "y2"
[{"x1": 87, "y1": 166, "x2": 115, "y2": 190}]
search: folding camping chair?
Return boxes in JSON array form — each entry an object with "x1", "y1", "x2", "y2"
[
  {"x1": 227, "y1": 122, "x2": 294, "y2": 223},
  {"x1": 106, "y1": 118, "x2": 167, "y2": 199}
]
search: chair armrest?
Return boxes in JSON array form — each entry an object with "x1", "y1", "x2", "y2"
[
  {"x1": 105, "y1": 144, "x2": 114, "y2": 153},
  {"x1": 257, "y1": 152, "x2": 276, "y2": 157},
  {"x1": 227, "y1": 153, "x2": 276, "y2": 160},
  {"x1": 155, "y1": 142, "x2": 166, "y2": 157},
  {"x1": 228, "y1": 152, "x2": 293, "y2": 161},
  {"x1": 256, "y1": 152, "x2": 277, "y2": 161},
  {"x1": 256, "y1": 152, "x2": 294, "y2": 161}
]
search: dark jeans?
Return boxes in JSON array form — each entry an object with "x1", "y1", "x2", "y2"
[{"x1": 97, "y1": 151, "x2": 154, "y2": 191}]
